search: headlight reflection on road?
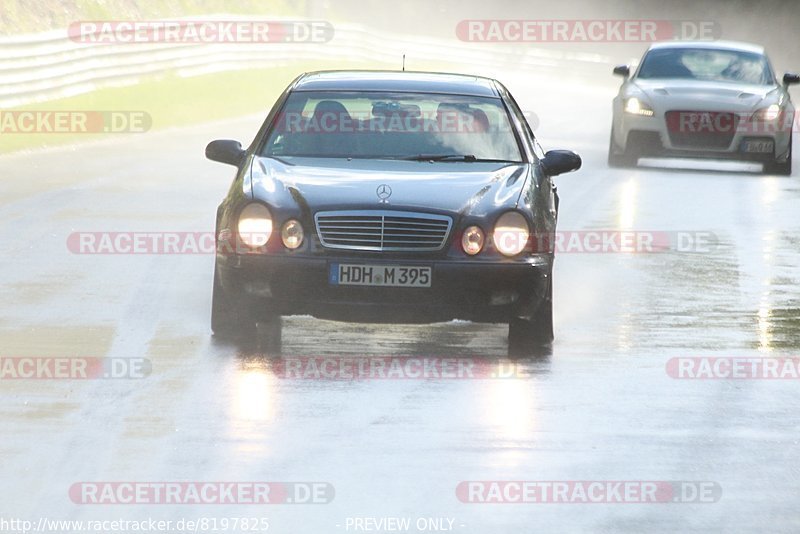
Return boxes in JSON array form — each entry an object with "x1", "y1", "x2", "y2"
[
  {"x1": 757, "y1": 231, "x2": 775, "y2": 353},
  {"x1": 617, "y1": 178, "x2": 637, "y2": 231},
  {"x1": 757, "y1": 301, "x2": 773, "y2": 353},
  {"x1": 761, "y1": 177, "x2": 779, "y2": 205},
  {"x1": 762, "y1": 230, "x2": 775, "y2": 262},
  {"x1": 617, "y1": 312, "x2": 633, "y2": 352},
  {"x1": 230, "y1": 362, "x2": 276, "y2": 441},
  {"x1": 229, "y1": 363, "x2": 277, "y2": 455},
  {"x1": 757, "y1": 203, "x2": 776, "y2": 351},
  {"x1": 481, "y1": 377, "x2": 537, "y2": 462},
  {"x1": 234, "y1": 364, "x2": 275, "y2": 422},
  {"x1": 615, "y1": 178, "x2": 637, "y2": 348}
]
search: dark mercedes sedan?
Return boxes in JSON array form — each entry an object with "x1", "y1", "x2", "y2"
[{"x1": 206, "y1": 71, "x2": 581, "y2": 354}]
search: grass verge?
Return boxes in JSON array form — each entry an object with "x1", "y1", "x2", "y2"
[{"x1": 1, "y1": 60, "x2": 395, "y2": 154}]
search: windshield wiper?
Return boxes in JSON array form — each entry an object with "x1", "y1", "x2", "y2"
[
  {"x1": 401, "y1": 154, "x2": 475, "y2": 161},
  {"x1": 400, "y1": 154, "x2": 517, "y2": 163}
]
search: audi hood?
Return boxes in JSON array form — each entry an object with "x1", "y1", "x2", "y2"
[{"x1": 625, "y1": 78, "x2": 783, "y2": 113}]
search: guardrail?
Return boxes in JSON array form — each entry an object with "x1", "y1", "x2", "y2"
[{"x1": 0, "y1": 17, "x2": 614, "y2": 108}]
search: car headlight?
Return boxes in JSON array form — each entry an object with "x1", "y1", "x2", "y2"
[
  {"x1": 624, "y1": 97, "x2": 654, "y2": 117},
  {"x1": 237, "y1": 203, "x2": 272, "y2": 248},
  {"x1": 753, "y1": 104, "x2": 781, "y2": 122},
  {"x1": 493, "y1": 211, "x2": 530, "y2": 257},
  {"x1": 462, "y1": 226, "x2": 485, "y2": 256},
  {"x1": 281, "y1": 219, "x2": 304, "y2": 249}
]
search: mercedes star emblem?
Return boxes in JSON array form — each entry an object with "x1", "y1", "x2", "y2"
[{"x1": 376, "y1": 184, "x2": 392, "y2": 203}]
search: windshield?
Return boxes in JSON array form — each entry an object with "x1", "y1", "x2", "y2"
[
  {"x1": 261, "y1": 91, "x2": 523, "y2": 161},
  {"x1": 636, "y1": 48, "x2": 774, "y2": 85}
]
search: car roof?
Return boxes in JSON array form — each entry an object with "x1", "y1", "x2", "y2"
[
  {"x1": 292, "y1": 70, "x2": 501, "y2": 97},
  {"x1": 646, "y1": 40, "x2": 766, "y2": 55}
]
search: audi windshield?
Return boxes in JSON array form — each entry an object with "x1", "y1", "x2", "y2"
[{"x1": 636, "y1": 47, "x2": 775, "y2": 85}]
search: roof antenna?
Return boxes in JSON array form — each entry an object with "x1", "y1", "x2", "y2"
[{"x1": 402, "y1": 54, "x2": 405, "y2": 72}]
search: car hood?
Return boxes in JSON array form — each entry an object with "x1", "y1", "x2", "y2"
[
  {"x1": 248, "y1": 156, "x2": 529, "y2": 217},
  {"x1": 631, "y1": 78, "x2": 779, "y2": 112}
]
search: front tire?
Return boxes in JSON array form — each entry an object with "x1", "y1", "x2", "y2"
[
  {"x1": 607, "y1": 124, "x2": 637, "y2": 168},
  {"x1": 255, "y1": 316, "x2": 282, "y2": 353},
  {"x1": 508, "y1": 281, "x2": 553, "y2": 356},
  {"x1": 211, "y1": 263, "x2": 256, "y2": 341},
  {"x1": 764, "y1": 135, "x2": 792, "y2": 175}
]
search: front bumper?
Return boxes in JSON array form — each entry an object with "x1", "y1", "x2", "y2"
[
  {"x1": 614, "y1": 111, "x2": 792, "y2": 162},
  {"x1": 217, "y1": 254, "x2": 552, "y2": 324}
]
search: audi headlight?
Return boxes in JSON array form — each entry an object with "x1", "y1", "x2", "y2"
[
  {"x1": 281, "y1": 219, "x2": 304, "y2": 249},
  {"x1": 753, "y1": 104, "x2": 781, "y2": 122},
  {"x1": 493, "y1": 212, "x2": 529, "y2": 256},
  {"x1": 237, "y1": 203, "x2": 272, "y2": 248},
  {"x1": 624, "y1": 97, "x2": 654, "y2": 117},
  {"x1": 462, "y1": 226, "x2": 485, "y2": 256}
]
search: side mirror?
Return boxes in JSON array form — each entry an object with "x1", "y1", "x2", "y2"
[
  {"x1": 783, "y1": 73, "x2": 800, "y2": 86},
  {"x1": 613, "y1": 65, "x2": 631, "y2": 78},
  {"x1": 206, "y1": 139, "x2": 245, "y2": 166},
  {"x1": 541, "y1": 150, "x2": 582, "y2": 176}
]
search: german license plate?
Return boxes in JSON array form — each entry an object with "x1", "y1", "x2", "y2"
[
  {"x1": 743, "y1": 140, "x2": 774, "y2": 153},
  {"x1": 329, "y1": 263, "x2": 431, "y2": 287}
]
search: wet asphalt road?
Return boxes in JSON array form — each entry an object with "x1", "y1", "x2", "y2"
[{"x1": 1, "y1": 69, "x2": 799, "y2": 533}]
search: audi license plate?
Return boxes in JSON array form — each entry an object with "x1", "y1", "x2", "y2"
[
  {"x1": 743, "y1": 140, "x2": 774, "y2": 153},
  {"x1": 329, "y1": 263, "x2": 431, "y2": 287}
]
